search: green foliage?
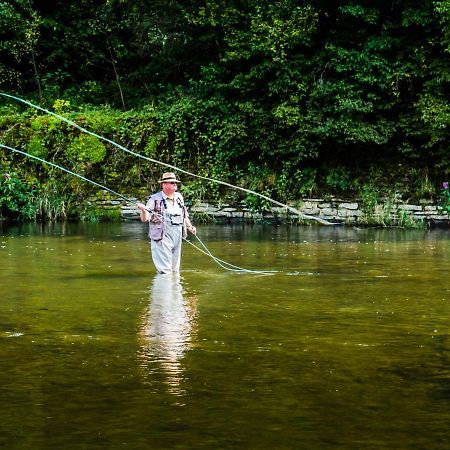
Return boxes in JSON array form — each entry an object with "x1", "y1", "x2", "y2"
[
  {"x1": 180, "y1": 179, "x2": 209, "y2": 203},
  {"x1": 0, "y1": 169, "x2": 75, "y2": 221},
  {"x1": 396, "y1": 209, "x2": 424, "y2": 229},
  {"x1": 357, "y1": 183, "x2": 425, "y2": 227},
  {"x1": 0, "y1": 0, "x2": 42, "y2": 94},
  {"x1": 244, "y1": 194, "x2": 272, "y2": 214},
  {"x1": 79, "y1": 205, "x2": 121, "y2": 223},
  {"x1": 434, "y1": 0, "x2": 450, "y2": 53},
  {"x1": 438, "y1": 182, "x2": 450, "y2": 214},
  {"x1": 242, "y1": 163, "x2": 275, "y2": 212},
  {"x1": 66, "y1": 135, "x2": 106, "y2": 164},
  {"x1": 359, "y1": 183, "x2": 381, "y2": 223},
  {"x1": 325, "y1": 167, "x2": 352, "y2": 193},
  {"x1": 53, "y1": 99, "x2": 71, "y2": 112},
  {"x1": 295, "y1": 168, "x2": 317, "y2": 198},
  {"x1": 413, "y1": 171, "x2": 435, "y2": 200},
  {"x1": 0, "y1": 171, "x2": 38, "y2": 220},
  {"x1": 27, "y1": 137, "x2": 47, "y2": 159},
  {"x1": 416, "y1": 94, "x2": 450, "y2": 146},
  {"x1": 33, "y1": 190, "x2": 72, "y2": 221}
]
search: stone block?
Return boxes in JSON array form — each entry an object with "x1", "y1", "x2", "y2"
[
  {"x1": 192, "y1": 206, "x2": 220, "y2": 213},
  {"x1": 302, "y1": 201, "x2": 319, "y2": 209},
  {"x1": 398, "y1": 204, "x2": 422, "y2": 212},
  {"x1": 222, "y1": 207, "x2": 237, "y2": 212},
  {"x1": 341, "y1": 210, "x2": 361, "y2": 217},
  {"x1": 320, "y1": 208, "x2": 338, "y2": 216},
  {"x1": 339, "y1": 202, "x2": 359, "y2": 210},
  {"x1": 427, "y1": 214, "x2": 449, "y2": 220},
  {"x1": 301, "y1": 208, "x2": 320, "y2": 215},
  {"x1": 270, "y1": 207, "x2": 289, "y2": 214},
  {"x1": 210, "y1": 211, "x2": 228, "y2": 217},
  {"x1": 122, "y1": 209, "x2": 139, "y2": 215}
]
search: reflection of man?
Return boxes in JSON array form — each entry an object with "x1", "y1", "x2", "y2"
[
  {"x1": 139, "y1": 273, "x2": 197, "y2": 394},
  {"x1": 137, "y1": 172, "x2": 196, "y2": 274}
]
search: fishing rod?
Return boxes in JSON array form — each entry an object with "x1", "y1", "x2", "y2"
[
  {"x1": 0, "y1": 143, "x2": 275, "y2": 274},
  {"x1": 0, "y1": 92, "x2": 338, "y2": 226}
]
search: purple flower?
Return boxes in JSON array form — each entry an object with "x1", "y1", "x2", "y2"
[{"x1": 443, "y1": 181, "x2": 449, "y2": 190}]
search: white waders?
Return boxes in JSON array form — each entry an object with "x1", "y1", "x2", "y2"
[{"x1": 151, "y1": 220, "x2": 183, "y2": 273}]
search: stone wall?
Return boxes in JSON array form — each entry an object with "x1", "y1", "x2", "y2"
[
  {"x1": 187, "y1": 199, "x2": 449, "y2": 226},
  {"x1": 114, "y1": 195, "x2": 449, "y2": 227}
]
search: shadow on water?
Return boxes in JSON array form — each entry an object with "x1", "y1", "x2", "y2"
[{"x1": 138, "y1": 273, "x2": 198, "y2": 396}]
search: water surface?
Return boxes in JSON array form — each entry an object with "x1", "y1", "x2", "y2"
[{"x1": 1, "y1": 222, "x2": 449, "y2": 449}]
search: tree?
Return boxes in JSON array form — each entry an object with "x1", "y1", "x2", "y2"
[{"x1": 0, "y1": 0, "x2": 43, "y2": 97}]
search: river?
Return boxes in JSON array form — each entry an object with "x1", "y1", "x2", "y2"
[{"x1": 1, "y1": 222, "x2": 449, "y2": 449}]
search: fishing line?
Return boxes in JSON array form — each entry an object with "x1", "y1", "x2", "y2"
[
  {"x1": 139, "y1": 205, "x2": 276, "y2": 273},
  {"x1": 183, "y1": 235, "x2": 277, "y2": 274},
  {"x1": 0, "y1": 92, "x2": 338, "y2": 226},
  {"x1": 0, "y1": 143, "x2": 130, "y2": 202},
  {"x1": 0, "y1": 143, "x2": 274, "y2": 274},
  {"x1": 183, "y1": 231, "x2": 277, "y2": 274}
]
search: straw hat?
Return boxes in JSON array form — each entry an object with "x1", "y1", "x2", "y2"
[{"x1": 158, "y1": 172, "x2": 181, "y2": 183}]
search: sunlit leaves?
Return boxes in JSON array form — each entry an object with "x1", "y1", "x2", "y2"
[{"x1": 434, "y1": 0, "x2": 450, "y2": 53}]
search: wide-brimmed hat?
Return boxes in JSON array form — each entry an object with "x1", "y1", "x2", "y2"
[{"x1": 158, "y1": 172, "x2": 181, "y2": 183}]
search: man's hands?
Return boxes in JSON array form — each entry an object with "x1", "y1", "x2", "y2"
[{"x1": 138, "y1": 202, "x2": 195, "y2": 234}]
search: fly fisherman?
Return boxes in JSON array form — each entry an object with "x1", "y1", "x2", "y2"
[{"x1": 137, "y1": 172, "x2": 196, "y2": 273}]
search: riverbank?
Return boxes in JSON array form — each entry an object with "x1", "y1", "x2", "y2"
[{"x1": 116, "y1": 195, "x2": 450, "y2": 228}]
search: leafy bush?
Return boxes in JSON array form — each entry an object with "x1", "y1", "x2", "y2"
[
  {"x1": 325, "y1": 167, "x2": 352, "y2": 193},
  {"x1": 27, "y1": 137, "x2": 48, "y2": 159},
  {"x1": 79, "y1": 205, "x2": 122, "y2": 222},
  {"x1": 0, "y1": 172, "x2": 38, "y2": 220},
  {"x1": 65, "y1": 134, "x2": 106, "y2": 164}
]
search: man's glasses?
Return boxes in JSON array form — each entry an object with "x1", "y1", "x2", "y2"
[{"x1": 164, "y1": 182, "x2": 177, "y2": 185}]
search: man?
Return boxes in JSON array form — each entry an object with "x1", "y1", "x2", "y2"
[{"x1": 137, "y1": 172, "x2": 196, "y2": 273}]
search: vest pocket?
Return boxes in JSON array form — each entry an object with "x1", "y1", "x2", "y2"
[{"x1": 149, "y1": 221, "x2": 164, "y2": 241}]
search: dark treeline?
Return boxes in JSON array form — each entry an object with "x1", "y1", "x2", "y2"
[{"x1": 0, "y1": 0, "x2": 449, "y2": 220}]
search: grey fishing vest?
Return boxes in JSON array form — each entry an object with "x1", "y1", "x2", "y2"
[{"x1": 148, "y1": 191, "x2": 187, "y2": 241}]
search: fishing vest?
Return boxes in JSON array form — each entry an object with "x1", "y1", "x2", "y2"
[{"x1": 148, "y1": 191, "x2": 188, "y2": 241}]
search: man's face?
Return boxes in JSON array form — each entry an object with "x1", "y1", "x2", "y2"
[{"x1": 162, "y1": 181, "x2": 178, "y2": 195}]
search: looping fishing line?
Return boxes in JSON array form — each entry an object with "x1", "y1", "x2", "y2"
[
  {"x1": 0, "y1": 143, "x2": 275, "y2": 274},
  {"x1": 188, "y1": 234, "x2": 277, "y2": 274},
  {"x1": 149, "y1": 208, "x2": 277, "y2": 274},
  {"x1": 0, "y1": 92, "x2": 339, "y2": 226}
]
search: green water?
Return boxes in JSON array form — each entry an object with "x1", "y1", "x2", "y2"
[{"x1": 1, "y1": 222, "x2": 449, "y2": 450}]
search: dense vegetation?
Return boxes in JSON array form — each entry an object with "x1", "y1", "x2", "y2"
[{"x1": 0, "y1": 0, "x2": 449, "y2": 221}]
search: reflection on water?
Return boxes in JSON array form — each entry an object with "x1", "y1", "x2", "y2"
[{"x1": 138, "y1": 273, "x2": 197, "y2": 395}]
